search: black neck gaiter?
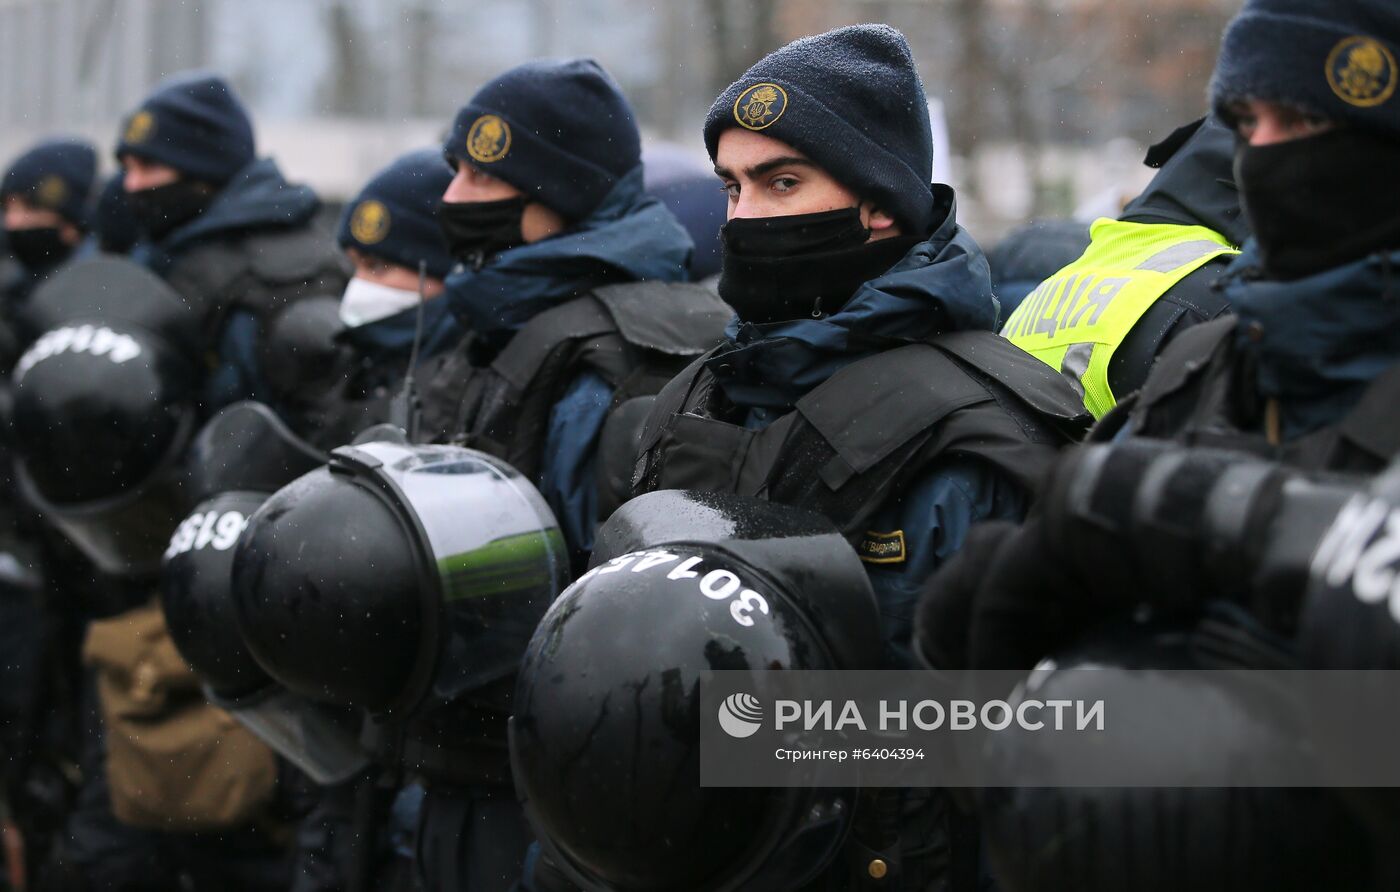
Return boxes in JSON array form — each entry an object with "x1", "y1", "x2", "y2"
[
  {"x1": 1236, "y1": 128, "x2": 1400, "y2": 281},
  {"x1": 6, "y1": 227, "x2": 73, "y2": 273},
  {"x1": 718, "y1": 207, "x2": 921, "y2": 324},
  {"x1": 438, "y1": 197, "x2": 529, "y2": 269},
  {"x1": 126, "y1": 180, "x2": 215, "y2": 243}
]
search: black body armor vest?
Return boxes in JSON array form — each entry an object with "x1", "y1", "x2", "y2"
[
  {"x1": 1108, "y1": 317, "x2": 1400, "y2": 474},
  {"x1": 419, "y1": 281, "x2": 732, "y2": 476},
  {"x1": 633, "y1": 331, "x2": 1092, "y2": 541}
]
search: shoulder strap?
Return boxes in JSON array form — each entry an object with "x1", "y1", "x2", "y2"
[
  {"x1": 1132, "y1": 315, "x2": 1237, "y2": 412},
  {"x1": 934, "y1": 330, "x2": 1091, "y2": 425},
  {"x1": 590, "y1": 281, "x2": 731, "y2": 357},
  {"x1": 631, "y1": 350, "x2": 724, "y2": 494},
  {"x1": 794, "y1": 344, "x2": 991, "y2": 484},
  {"x1": 488, "y1": 296, "x2": 618, "y2": 391}
]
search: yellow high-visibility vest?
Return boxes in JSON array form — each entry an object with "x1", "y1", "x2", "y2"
[{"x1": 1001, "y1": 219, "x2": 1238, "y2": 418}]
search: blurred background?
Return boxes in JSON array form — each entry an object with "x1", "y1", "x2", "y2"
[{"x1": 0, "y1": 0, "x2": 1242, "y2": 242}]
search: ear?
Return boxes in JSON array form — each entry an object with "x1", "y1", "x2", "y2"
[{"x1": 861, "y1": 201, "x2": 900, "y2": 237}]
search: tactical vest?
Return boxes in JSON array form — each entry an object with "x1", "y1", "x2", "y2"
[
  {"x1": 162, "y1": 225, "x2": 351, "y2": 348},
  {"x1": 1107, "y1": 316, "x2": 1400, "y2": 474},
  {"x1": 419, "y1": 281, "x2": 732, "y2": 480},
  {"x1": 633, "y1": 332, "x2": 1092, "y2": 543},
  {"x1": 1002, "y1": 219, "x2": 1237, "y2": 419}
]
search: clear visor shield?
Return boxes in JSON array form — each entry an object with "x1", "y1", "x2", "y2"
[
  {"x1": 342, "y1": 442, "x2": 569, "y2": 709},
  {"x1": 211, "y1": 685, "x2": 370, "y2": 786}
]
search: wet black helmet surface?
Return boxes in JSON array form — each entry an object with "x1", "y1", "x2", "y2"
[{"x1": 512, "y1": 490, "x2": 882, "y2": 891}]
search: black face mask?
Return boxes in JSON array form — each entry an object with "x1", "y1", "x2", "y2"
[
  {"x1": 1235, "y1": 128, "x2": 1400, "y2": 281},
  {"x1": 438, "y1": 197, "x2": 529, "y2": 269},
  {"x1": 6, "y1": 227, "x2": 73, "y2": 273},
  {"x1": 126, "y1": 180, "x2": 214, "y2": 242},
  {"x1": 718, "y1": 207, "x2": 920, "y2": 323}
]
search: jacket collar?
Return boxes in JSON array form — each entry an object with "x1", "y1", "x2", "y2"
[
  {"x1": 1228, "y1": 243, "x2": 1400, "y2": 439},
  {"x1": 444, "y1": 167, "x2": 693, "y2": 340}
]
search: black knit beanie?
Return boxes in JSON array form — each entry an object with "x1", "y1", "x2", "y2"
[
  {"x1": 443, "y1": 59, "x2": 641, "y2": 220},
  {"x1": 703, "y1": 24, "x2": 935, "y2": 235},
  {"x1": 1211, "y1": 0, "x2": 1400, "y2": 137}
]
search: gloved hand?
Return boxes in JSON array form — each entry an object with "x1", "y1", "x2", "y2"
[
  {"x1": 915, "y1": 516, "x2": 1099, "y2": 670},
  {"x1": 915, "y1": 439, "x2": 1201, "y2": 671}
]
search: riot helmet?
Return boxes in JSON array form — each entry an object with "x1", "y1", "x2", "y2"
[
  {"x1": 162, "y1": 402, "x2": 327, "y2": 696},
  {"x1": 231, "y1": 441, "x2": 567, "y2": 747},
  {"x1": 511, "y1": 490, "x2": 883, "y2": 892},
  {"x1": 10, "y1": 257, "x2": 199, "y2": 576},
  {"x1": 978, "y1": 619, "x2": 1372, "y2": 892},
  {"x1": 160, "y1": 402, "x2": 370, "y2": 785}
]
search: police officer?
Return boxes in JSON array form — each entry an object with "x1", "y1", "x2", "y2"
[
  {"x1": 1101, "y1": 0, "x2": 1400, "y2": 460},
  {"x1": 634, "y1": 24, "x2": 1088, "y2": 667},
  {"x1": 626, "y1": 23, "x2": 1088, "y2": 889},
  {"x1": 918, "y1": 0, "x2": 1400, "y2": 700},
  {"x1": 1, "y1": 138, "x2": 98, "y2": 351},
  {"x1": 418, "y1": 58, "x2": 729, "y2": 568},
  {"x1": 274, "y1": 148, "x2": 457, "y2": 449},
  {"x1": 1002, "y1": 114, "x2": 1247, "y2": 419},
  {"x1": 0, "y1": 139, "x2": 98, "y2": 883},
  {"x1": 929, "y1": 0, "x2": 1400, "y2": 667},
  {"x1": 115, "y1": 72, "x2": 349, "y2": 414}
]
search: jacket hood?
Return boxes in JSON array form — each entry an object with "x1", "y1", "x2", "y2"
[
  {"x1": 1120, "y1": 116, "x2": 1251, "y2": 248},
  {"x1": 158, "y1": 157, "x2": 321, "y2": 254},
  {"x1": 444, "y1": 166, "x2": 692, "y2": 339},
  {"x1": 711, "y1": 184, "x2": 997, "y2": 410}
]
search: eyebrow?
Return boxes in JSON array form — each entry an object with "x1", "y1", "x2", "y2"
[{"x1": 714, "y1": 155, "x2": 817, "y2": 180}]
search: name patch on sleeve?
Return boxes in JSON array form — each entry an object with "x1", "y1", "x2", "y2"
[{"x1": 857, "y1": 530, "x2": 907, "y2": 565}]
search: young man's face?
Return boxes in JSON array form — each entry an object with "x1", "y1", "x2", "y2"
[
  {"x1": 1226, "y1": 98, "x2": 1335, "y2": 146},
  {"x1": 345, "y1": 248, "x2": 445, "y2": 298},
  {"x1": 442, "y1": 159, "x2": 563, "y2": 244},
  {"x1": 713, "y1": 129, "x2": 898, "y2": 237},
  {"x1": 3, "y1": 195, "x2": 72, "y2": 238},
  {"x1": 121, "y1": 155, "x2": 182, "y2": 192}
]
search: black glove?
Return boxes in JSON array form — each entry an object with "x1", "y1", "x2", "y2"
[{"x1": 915, "y1": 516, "x2": 1100, "y2": 671}]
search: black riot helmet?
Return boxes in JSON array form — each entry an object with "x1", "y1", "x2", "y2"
[
  {"x1": 978, "y1": 619, "x2": 1372, "y2": 892},
  {"x1": 160, "y1": 402, "x2": 370, "y2": 785},
  {"x1": 10, "y1": 257, "x2": 200, "y2": 576},
  {"x1": 232, "y1": 439, "x2": 567, "y2": 718},
  {"x1": 161, "y1": 402, "x2": 327, "y2": 698},
  {"x1": 511, "y1": 490, "x2": 883, "y2": 892}
]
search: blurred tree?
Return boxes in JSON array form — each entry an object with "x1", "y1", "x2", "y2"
[{"x1": 701, "y1": 0, "x2": 781, "y2": 98}]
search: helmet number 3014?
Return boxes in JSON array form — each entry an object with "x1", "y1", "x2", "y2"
[{"x1": 576, "y1": 549, "x2": 771, "y2": 627}]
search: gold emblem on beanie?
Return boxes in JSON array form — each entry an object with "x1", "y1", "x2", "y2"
[
  {"x1": 34, "y1": 175, "x2": 68, "y2": 210},
  {"x1": 124, "y1": 110, "x2": 157, "y2": 144},
  {"x1": 1327, "y1": 36, "x2": 1397, "y2": 108},
  {"x1": 734, "y1": 83, "x2": 788, "y2": 131},
  {"x1": 466, "y1": 114, "x2": 512, "y2": 164},
  {"x1": 350, "y1": 200, "x2": 391, "y2": 245}
]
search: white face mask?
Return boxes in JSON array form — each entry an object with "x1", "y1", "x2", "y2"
[{"x1": 337, "y1": 277, "x2": 422, "y2": 328}]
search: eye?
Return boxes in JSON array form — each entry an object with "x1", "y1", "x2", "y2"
[
  {"x1": 721, "y1": 182, "x2": 740, "y2": 200},
  {"x1": 770, "y1": 176, "x2": 798, "y2": 193},
  {"x1": 1300, "y1": 111, "x2": 1331, "y2": 135},
  {"x1": 1227, "y1": 104, "x2": 1257, "y2": 140}
]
